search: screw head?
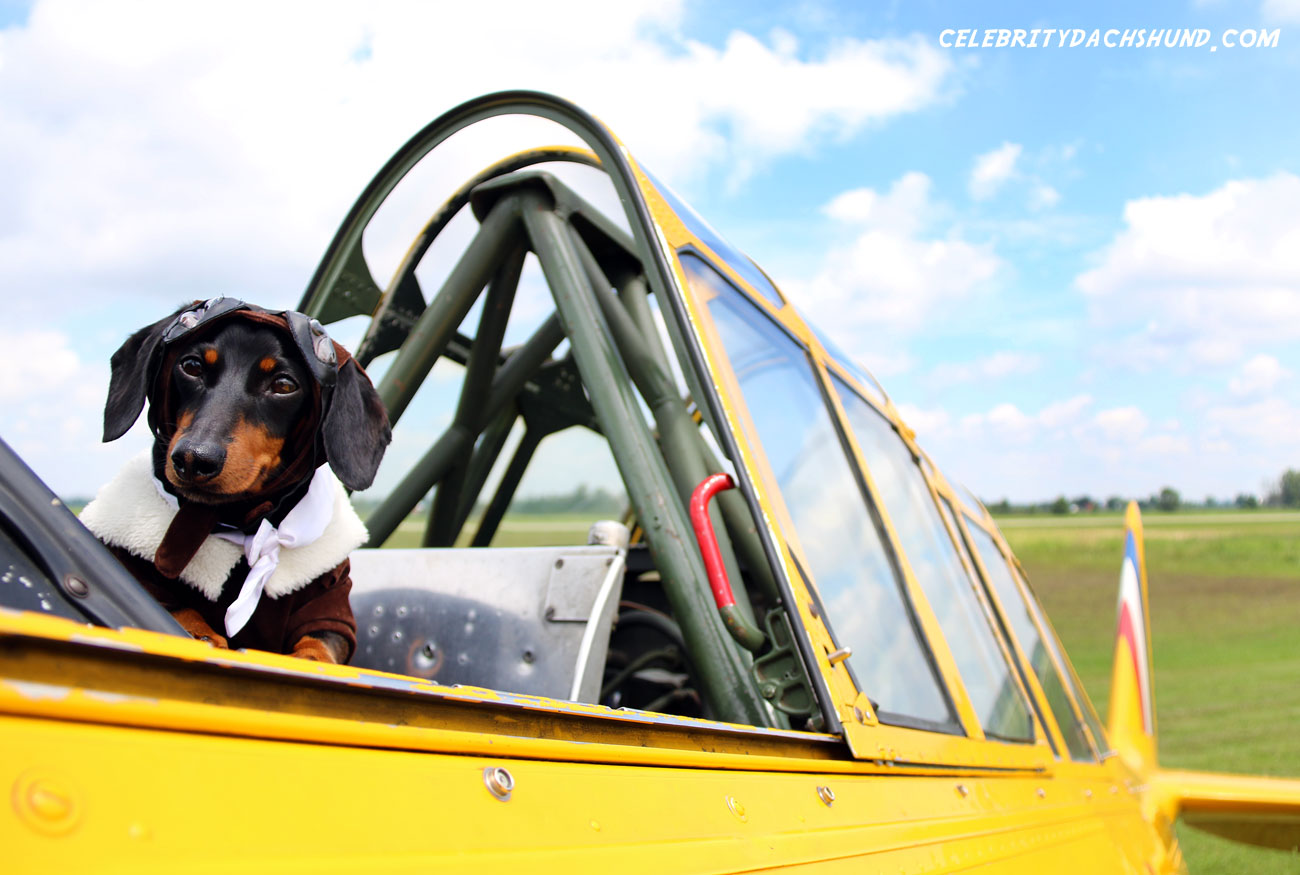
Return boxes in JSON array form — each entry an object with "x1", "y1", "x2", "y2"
[
  {"x1": 816, "y1": 785, "x2": 835, "y2": 807},
  {"x1": 63, "y1": 575, "x2": 89, "y2": 598},
  {"x1": 826, "y1": 646, "x2": 852, "y2": 666},
  {"x1": 483, "y1": 766, "x2": 514, "y2": 801},
  {"x1": 12, "y1": 770, "x2": 81, "y2": 835}
]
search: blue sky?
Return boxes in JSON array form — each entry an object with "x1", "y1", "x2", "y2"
[{"x1": 1, "y1": 0, "x2": 1297, "y2": 504}]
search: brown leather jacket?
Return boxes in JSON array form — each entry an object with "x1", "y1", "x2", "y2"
[{"x1": 109, "y1": 545, "x2": 357, "y2": 661}]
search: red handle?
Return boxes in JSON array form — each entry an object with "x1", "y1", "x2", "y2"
[{"x1": 690, "y1": 473, "x2": 738, "y2": 609}]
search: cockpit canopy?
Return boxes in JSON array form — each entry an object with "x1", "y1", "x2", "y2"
[{"x1": 298, "y1": 91, "x2": 1109, "y2": 767}]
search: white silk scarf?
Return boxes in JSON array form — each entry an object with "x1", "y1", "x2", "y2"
[{"x1": 152, "y1": 466, "x2": 336, "y2": 636}]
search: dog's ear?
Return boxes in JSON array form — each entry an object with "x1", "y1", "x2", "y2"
[
  {"x1": 104, "y1": 309, "x2": 184, "y2": 442},
  {"x1": 322, "y1": 360, "x2": 391, "y2": 491}
]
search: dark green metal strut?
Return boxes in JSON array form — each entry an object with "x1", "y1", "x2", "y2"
[
  {"x1": 512, "y1": 183, "x2": 770, "y2": 726},
  {"x1": 293, "y1": 91, "x2": 837, "y2": 728}
]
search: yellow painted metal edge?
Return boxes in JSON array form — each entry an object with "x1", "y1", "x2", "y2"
[
  {"x1": 0, "y1": 608, "x2": 1057, "y2": 774},
  {"x1": 0, "y1": 608, "x2": 818, "y2": 739}
]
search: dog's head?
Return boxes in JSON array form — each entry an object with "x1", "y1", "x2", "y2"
[{"x1": 104, "y1": 300, "x2": 391, "y2": 501}]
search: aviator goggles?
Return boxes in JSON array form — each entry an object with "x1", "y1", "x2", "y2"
[
  {"x1": 147, "y1": 297, "x2": 343, "y2": 445},
  {"x1": 159, "y1": 296, "x2": 339, "y2": 389}
]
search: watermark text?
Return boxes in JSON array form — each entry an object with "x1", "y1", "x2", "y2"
[{"x1": 938, "y1": 28, "x2": 1280, "y2": 51}]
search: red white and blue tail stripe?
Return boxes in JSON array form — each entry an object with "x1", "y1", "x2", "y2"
[{"x1": 1107, "y1": 502, "x2": 1157, "y2": 769}]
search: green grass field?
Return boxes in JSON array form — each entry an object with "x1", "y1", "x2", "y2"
[
  {"x1": 380, "y1": 512, "x2": 600, "y2": 549},
  {"x1": 1001, "y1": 510, "x2": 1300, "y2": 873},
  {"x1": 385, "y1": 508, "x2": 1300, "y2": 871}
]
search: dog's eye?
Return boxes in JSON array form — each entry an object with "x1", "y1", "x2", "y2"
[
  {"x1": 179, "y1": 357, "x2": 203, "y2": 377},
  {"x1": 270, "y1": 376, "x2": 299, "y2": 395}
]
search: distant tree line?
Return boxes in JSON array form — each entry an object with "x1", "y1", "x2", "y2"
[
  {"x1": 508, "y1": 485, "x2": 627, "y2": 516},
  {"x1": 985, "y1": 468, "x2": 1300, "y2": 515},
  {"x1": 349, "y1": 485, "x2": 628, "y2": 519}
]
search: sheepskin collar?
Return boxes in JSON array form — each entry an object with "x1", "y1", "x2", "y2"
[{"x1": 81, "y1": 451, "x2": 368, "y2": 601}]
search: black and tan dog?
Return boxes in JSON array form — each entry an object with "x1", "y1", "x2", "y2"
[{"x1": 81, "y1": 298, "x2": 390, "y2": 663}]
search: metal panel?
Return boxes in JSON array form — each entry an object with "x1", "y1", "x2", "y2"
[{"x1": 349, "y1": 544, "x2": 623, "y2": 703}]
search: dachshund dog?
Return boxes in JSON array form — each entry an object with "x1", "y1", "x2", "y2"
[{"x1": 81, "y1": 299, "x2": 390, "y2": 664}]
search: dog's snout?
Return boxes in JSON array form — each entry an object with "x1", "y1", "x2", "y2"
[{"x1": 171, "y1": 440, "x2": 226, "y2": 483}]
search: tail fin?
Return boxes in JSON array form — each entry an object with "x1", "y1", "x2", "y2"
[
  {"x1": 1107, "y1": 501, "x2": 1157, "y2": 771},
  {"x1": 1111, "y1": 503, "x2": 1300, "y2": 852}
]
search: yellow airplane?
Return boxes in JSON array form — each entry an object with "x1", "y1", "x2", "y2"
[{"x1": 3, "y1": 91, "x2": 1298, "y2": 872}]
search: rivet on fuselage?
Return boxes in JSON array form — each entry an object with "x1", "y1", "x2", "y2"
[
  {"x1": 483, "y1": 766, "x2": 514, "y2": 801},
  {"x1": 12, "y1": 771, "x2": 82, "y2": 835}
]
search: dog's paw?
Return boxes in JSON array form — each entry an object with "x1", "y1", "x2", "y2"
[
  {"x1": 291, "y1": 636, "x2": 337, "y2": 663},
  {"x1": 172, "y1": 608, "x2": 228, "y2": 649}
]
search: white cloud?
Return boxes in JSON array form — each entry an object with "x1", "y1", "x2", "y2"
[
  {"x1": 822, "y1": 171, "x2": 934, "y2": 234},
  {"x1": 1228, "y1": 353, "x2": 1290, "y2": 397},
  {"x1": 908, "y1": 395, "x2": 1212, "y2": 502},
  {"x1": 1028, "y1": 183, "x2": 1060, "y2": 211},
  {"x1": 0, "y1": 326, "x2": 149, "y2": 498},
  {"x1": 0, "y1": 330, "x2": 80, "y2": 401},
  {"x1": 1038, "y1": 394, "x2": 1093, "y2": 428},
  {"x1": 0, "y1": 1, "x2": 957, "y2": 312},
  {"x1": 791, "y1": 172, "x2": 1002, "y2": 351},
  {"x1": 681, "y1": 29, "x2": 954, "y2": 181},
  {"x1": 894, "y1": 403, "x2": 950, "y2": 440},
  {"x1": 1138, "y1": 433, "x2": 1191, "y2": 455},
  {"x1": 1261, "y1": 0, "x2": 1300, "y2": 22},
  {"x1": 1076, "y1": 173, "x2": 1300, "y2": 366},
  {"x1": 0, "y1": 0, "x2": 959, "y2": 496},
  {"x1": 969, "y1": 142, "x2": 1022, "y2": 200},
  {"x1": 968, "y1": 141, "x2": 1074, "y2": 211},
  {"x1": 1206, "y1": 397, "x2": 1300, "y2": 446},
  {"x1": 958, "y1": 393, "x2": 1093, "y2": 442},
  {"x1": 1094, "y1": 406, "x2": 1148, "y2": 443},
  {"x1": 985, "y1": 402, "x2": 1034, "y2": 434},
  {"x1": 927, "y1": 350, "x2": 1041, "y2": 387}
]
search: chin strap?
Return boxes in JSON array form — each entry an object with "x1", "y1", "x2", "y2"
[{"x1": 151, "y1": 465, "x2": 336, "y2": 637}]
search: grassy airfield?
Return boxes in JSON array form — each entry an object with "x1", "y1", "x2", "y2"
[
  {"x1": 386, "y1": 509, "x2": 1300, "y2": 871},
  {"x1": 1002, "y1": 510, "x2": 1300, "y2": 873},
  {"x1": 383, "y1": 513, "x2": 603, "y2": 550}
]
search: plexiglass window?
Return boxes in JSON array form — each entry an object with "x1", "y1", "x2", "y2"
[
  {"x1": 833, "y1": 378, "x2": 1034, "y2": 742},
  {"x1": 685, "y1": 254, "x2": 954, "y2": 729},
  {"x1": 1020, "y1": 567, "x2": 1107, "y2": 758},
  {"x1": 965, "y1": 523, "x2": 1095, "y2": 760},
  {"x1": 938, "y1": 499, "x2": 1040, "y2": 743},
  {"x1": 648, "y1": 173, "x2": 785, "y2": 308}
]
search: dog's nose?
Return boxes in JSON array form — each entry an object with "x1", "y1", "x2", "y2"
[{"x1": 171, "y1": 440, "x2": 225, "y2": 483}]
